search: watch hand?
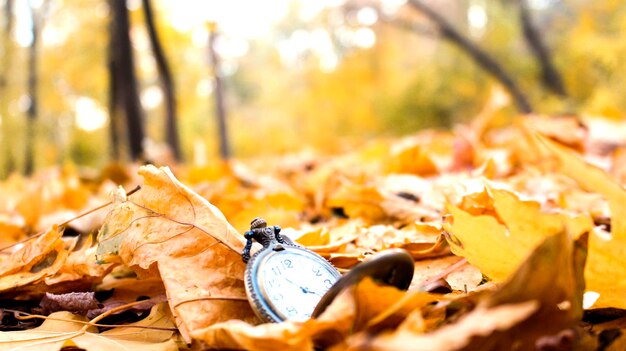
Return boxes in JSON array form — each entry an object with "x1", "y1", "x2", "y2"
[
  {"x1": 284, "y1": 277, "x2": 309, "y2": 293},
  {"x1": 303, "y1": 287, "x2": 324, "y2": 296},
  {"x1": 284, "y1": 277, "x2": 324, "y2": 296}
]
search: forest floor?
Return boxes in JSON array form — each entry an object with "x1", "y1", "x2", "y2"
[{"x1": 0, "y1": 114, "x2": 625, "y2": 350}]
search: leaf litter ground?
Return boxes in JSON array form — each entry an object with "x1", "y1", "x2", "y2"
[{"x1": 0, "y1": 114, "x2": 626, "y2": 350}]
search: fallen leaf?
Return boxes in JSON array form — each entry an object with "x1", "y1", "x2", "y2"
[
  {"x1": 0, "y1": 226, "x2": 70, "y2": 295},
  {"x1": 443, "y1": 187, "x2": 592, "y2": 281},
  {"x1": 192, "y1": 276, "x2": 439, "y2": 351},
  {"x1": 345, "y1": 230, "x2": 588, "y2": 350},
  {"x1": 537, "y1": 134, "x2": 626, "y2": 308},
  {"x1": 96, "y1": 165, "x2": 258, "y2": 341},
  {"x1": 38, "y1": 292, "x2": 99, "y2": 315},
  {"x1": 384, "y1": 135, "x2": 442, "y2": 176},
  {"x1": 44, "y1": 235, "x2": 113, "y2": 289},
  {"x1": 0, "y1": 303, "x2": 178, "y2": 351},
  {"x1": 0, "y1": 226, "x2": 63, "y2": 277},
  {"x1": 410, "y1": 256, "x2": 482, "y2": 292}
]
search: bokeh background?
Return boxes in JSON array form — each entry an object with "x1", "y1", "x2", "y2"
[{"x1": 0, "y1": 0, "x2": 624, "y2": 177}]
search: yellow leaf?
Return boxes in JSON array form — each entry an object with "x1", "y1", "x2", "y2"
[
  {"x1": 537, "y1": 134, "x2": 626, "y2": 308},
  {"x1": 443, "y1": 187, "x2": 592, "y2": 281}
]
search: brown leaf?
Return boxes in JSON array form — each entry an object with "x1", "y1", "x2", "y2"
[
  {"x1": 39, "y1": 292, "x2": 99, "y2": 315},
  {"x1": 97, "y1": 165, "x2": 258, "y2": 341},
  {"x1": 0, "y1": 226, "x2": 69, "y2": 295}
]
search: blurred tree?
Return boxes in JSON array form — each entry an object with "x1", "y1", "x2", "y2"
[
  {"x1": 0, "y1": 0, "x2": 16, "y2": 177},
  {"x1": 405, "y1": 0, "x2": 533, "y2": 114},
  {"x1": 517, "y1": 0, "x2": 567, "y2": 97},
  {"x1": 208, "y1": 24, "x2": 231, "y2": 160},
  {"x1": 107, "y1": 12, "x2": 121, "y2": 161},
  {"x1": 109, "y1": 0, "x2": 144, "y2": 161},
  {"x1": 24, "y1": 0, "x2": 50, "y2": 175},
  {"x1": 142, "y1": 0, "x2": 180, "y2": 161}
]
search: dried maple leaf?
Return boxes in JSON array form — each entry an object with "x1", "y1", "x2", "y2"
[
  {"x1": 443, "y1": 187, "x2": 592, "y2": 281},
  {"x1": 96, "y1": 165, "x2": 258, "y2": 341},
  {"x1": 537, "y1": 134, "x2": 626, "y2": 308}
]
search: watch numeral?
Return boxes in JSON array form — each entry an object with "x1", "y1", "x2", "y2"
[
  {"x1": 282, "y1": 259, "x2": 293, "y2": 269},
  {"x1": 272, "y1": 266, "x2": 282, "y2": 276},
  {"x1": 313, "y1": 267, "x2": 322, "y2": 276},
  {"x1": 286, "y1": 306, "x2": 297, "y2": 316},
  {"x1": 324, "y1": 279, "x2": 333, "y2": 288},
  {"x1": 273, "y1": 293, "x2": 283, "y2": 301}
]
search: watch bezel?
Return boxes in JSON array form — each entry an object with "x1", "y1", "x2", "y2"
[{"x1": 244, "y1": 245, "x2": 341, "y2": 323}]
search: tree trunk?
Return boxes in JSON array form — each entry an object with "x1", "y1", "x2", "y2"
[
  {"x1": 208, "y1": 28, "x2": 231, "y2": 160},
  {"x1": 407, "y1": 0, "x2": 533, "y2": 114},
  {"x1": 110, "y1": 0, "x2": 145, "y2": 161},
  {"x1": 107, "y1": 18, "x2": 121, "y2": 161},
  {"x1": 1, "y1": 0, "x2": 16, "y2": 177},
  {"x1": 141, "y1": 0, "x2": 181, "y2": 161},
  {"x1": 518, "y1": 0, "x2": 566, "y2": 96},
  {"x1": 24, "y1": 0, "x2": 40, "y2": 175}
]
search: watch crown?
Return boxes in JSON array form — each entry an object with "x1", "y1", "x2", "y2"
[{"x1": 250, "y1": 217, "x2": 267, "y2": 229}]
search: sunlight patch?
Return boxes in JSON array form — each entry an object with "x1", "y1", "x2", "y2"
[{"x1": 583, "y1": 291, "x2": 600, "y2": 309}]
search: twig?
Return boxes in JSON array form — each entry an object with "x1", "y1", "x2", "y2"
[{"x1": 5, "y1": 309, "x2": 176, "y2": 331}]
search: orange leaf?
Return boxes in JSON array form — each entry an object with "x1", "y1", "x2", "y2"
[{"x1": 97, "y1": 165, "x2": 258, "y2": 341}]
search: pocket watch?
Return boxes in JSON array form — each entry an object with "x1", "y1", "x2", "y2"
[{"x1": 241, "y1": 217, "x2": 341, "y2": 323}]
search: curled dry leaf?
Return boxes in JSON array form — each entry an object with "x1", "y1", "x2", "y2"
[
  {"x1": 0, "y1": 226, "x2": 70, "y2": 295},
  {"x1": 44, "y1": 235, "x2": 113, "y2": 289},
  {"x1": 0, "y1": 226, "x2": 63, "y2": 277},
  {"x1": 410, "y1": 256, "x2": 482, "y2": 292},
  {"x1": 192, "y1": 277, "x2": 439, "y2": 351},
  {"x1": 39, "y1": 291, "x2": 99, "y2": 315},
  {"x1": 345, "y1": 230, "x2": 588, "y2": 350},
  {"x1": 96, "y1": 165, "x2": 258, "y2": 341}
]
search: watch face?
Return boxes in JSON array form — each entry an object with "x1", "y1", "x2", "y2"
[{"x1": 255, "y1": 247, "x2": 340, "y2": 321}]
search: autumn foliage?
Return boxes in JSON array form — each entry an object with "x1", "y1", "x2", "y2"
[{"x1": 1, "y1": 113, "x2": 626, "y2": 350}]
